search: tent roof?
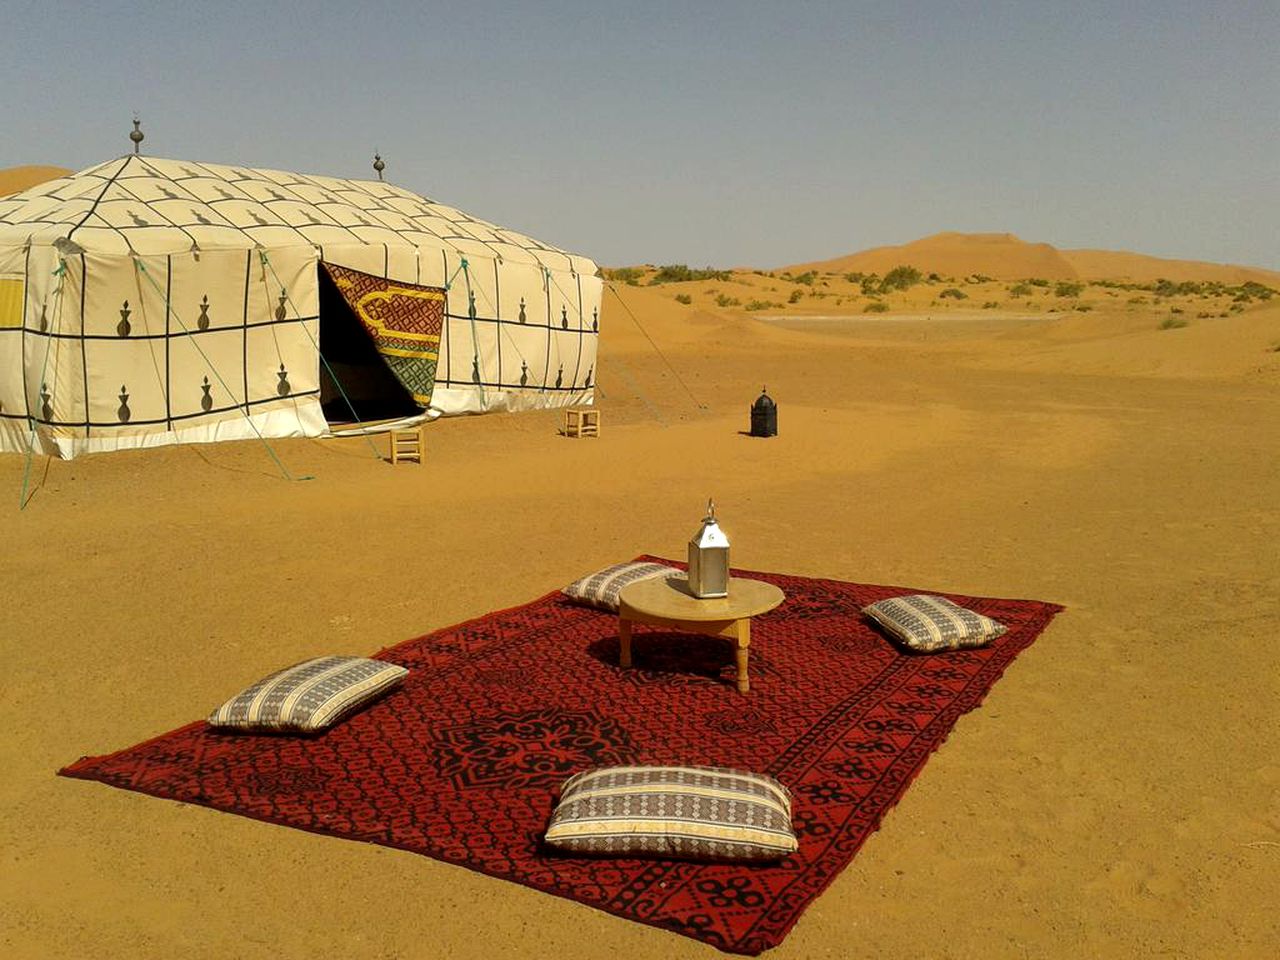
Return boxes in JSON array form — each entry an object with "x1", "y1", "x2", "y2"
[{"x1": 0, "y1": 154, "x2": 595, "y2": 273}]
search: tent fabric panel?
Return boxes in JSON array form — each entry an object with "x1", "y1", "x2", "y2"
[
  {"x1": 244, "y1": 319, "x2": 319, "y2": 412},
  {"x1": 384, "y1": 245, "x2": 422, "y2": 285},
  {"x1": 248, "y1": 245, "x2": 319, "y2": 324},
  {"x1": 28, "y1": 251, "x2": 88, "y2": 444},
  {"x1": 168, "y1": 327, "x2": 248, "y2": 416},
  {"x1": 319, "y1": 245, "x2": 388, "y2": 278},
  {"x1": 0, "y1": 244, "x2": 322, "y2": 457},
  {"x1": 0, "y1": 244, "x2": 26, "y2": 431},
  {"x1": 81, "y1": 252, "x2": 165, "y2": 339},
  {"x1": 83, "y1": 334, "x2": 170, "y2": 430},
  {"x1": 167, "y1": 250, "x2": 255, "y2": 335},
  {"x1": 347, "y1": 226, "x2": 415, "y2": 247},
  {"x1": 6, "y1": 397, "x2": 328, "y2": 458}
]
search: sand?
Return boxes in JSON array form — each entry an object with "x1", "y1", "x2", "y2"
[{"x1": 3, "y1": 254, "x2": 1279, "y2": 958}]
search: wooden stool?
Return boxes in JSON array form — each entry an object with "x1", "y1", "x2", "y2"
[
  {"x1": 563, "y1": 408, "x2": 601, "y2": 438},
  {"x1": 389, "y1": 427, "x2": 424, "y2": 464}
]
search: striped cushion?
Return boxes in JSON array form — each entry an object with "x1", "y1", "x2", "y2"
[
  {"x1": 561, "y1": 561, "x2": 676, "y2": 612},
  {"x1": 544, "y1": 765, "x2": 798, "y2": 862},
  {"x1": 208, "y1": 656, "x2": 408, "y2": 733},
  {"x1": 863, "y1": 594, "x2": 1007, "y2": 653}
]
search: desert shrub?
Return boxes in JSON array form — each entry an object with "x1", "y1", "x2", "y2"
[
  {"x1": 1233, "y1": 293, "x2": 1253, "y2": 303},
  {"x1": 863, "y1": 300, "x2": 890, "y2": 313},
  {"x1": 715, "y1": 294, "x2": 740, "y2": 307},
  {"x1": 1159, "y1": 316, "x2": 1188, "y2": 329},
  {"x1": 1230, "y1": 303, "x2": 1245, "y2": 313},
  {"x1": 1055, "y1": 281, "x2": 1085, "y2": 298},
  {"x1": 1009, "y1": 283, "x2": 1032, "y2": 297},
  {"x1": 939, "y1": 288, "x2": 967, "y2": 300},
  {"x1": 927, "y1": 272, "x2": 942, "y2": 283},
  {"x1": 1075, "y1": 304, "x2": 1092, "y2": 312},
  {"x1": 1026, "y1": 277, "x2": 1049, "y2": 287},
  {"x1": 1241, "y1": 281, "x2": 1274, "y2": 299},
  {"x1": 1128, "y1": 296, "x2": 1148, "y2": 304},
  {"x1": 674, "y1": 293, "x2": 692, "y2": 305},
  {"x1": 745, "y1": 299, "x2": 780, "y2": 311},
  {"x1": 844, "y1": 272, "x2": 866, "y2": 284},
  {"x1": 1169, "y1": 306, "x2": 1184, "y2": 314},
  {"x1": 603, "y1": 266, "x2": 644, "y2": 285},
  {"x1": 651, "y1": 264, "x2": 732, "y2": 284},
  {"x1": 966, "y1": 273, "x2": 994, "y2": 284},
  {"x1": 860, "y1": 275, "x2": 881, "y2": 295},
  {"x1": 788, "y1": 289, "x2": 804, "y2": 304},
  {"x1": 881, "y1": 265, "x2": 922, "y2": 291},
  {"x1": 791, "y1": 271, "x2": 817, "y2": 286},
  {"x1": 982, "y1": 301, "x2": 999, "y2": 309}
]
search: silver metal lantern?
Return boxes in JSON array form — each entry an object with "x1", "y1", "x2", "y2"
[{"x1": 688, "y1": 498, "x2": 730, "y2": 598}]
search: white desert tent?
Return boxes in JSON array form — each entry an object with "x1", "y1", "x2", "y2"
[{"x1": 0, "y1": 152, "x2": 601, "y2": 459}]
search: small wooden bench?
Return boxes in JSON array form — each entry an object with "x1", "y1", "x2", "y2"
[
  {"x1": 389, "y1": 427, "x2": 424, "y2": 464},
  {"x1": 563, "y1": 408, "x2": 601, "y2": 438}
]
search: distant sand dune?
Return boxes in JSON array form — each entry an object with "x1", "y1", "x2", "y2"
[
  {"x1": 0, "y1": 165, "x2": 72, "y2": 197},
  {"x1": 785, "y1": 231, "x2": 1280, "y2": 287},
  {"x1": 788, "y1": 232, "x2": 1079, "y2": 281}
]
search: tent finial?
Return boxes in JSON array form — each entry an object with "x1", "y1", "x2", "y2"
[
  {"x1": 129, "y1": 115, "x2": 144, "y2": 155},
  {"x1": 373, "y1": 152, "x2": 385, "y2": 181}
]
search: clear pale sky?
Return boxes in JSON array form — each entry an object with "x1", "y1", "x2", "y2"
[{"x1": 4, "y1": 1, "x2": 1276, "y2": 270}]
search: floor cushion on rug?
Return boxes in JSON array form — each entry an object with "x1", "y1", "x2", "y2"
[
  {"x1": 562, "y1": 560, "x2": 677, "y2": 612},
  {"x1": 545, "y1": 765, "x2": 798, "y2": 862},
  {"x1": 207, "y1": 656, "x2": 409, "y2": 733},
  {"x1": 863, "y1": 594, "x2": 1008, "y2": 653}
]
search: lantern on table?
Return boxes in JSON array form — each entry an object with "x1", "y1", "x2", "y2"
[
  {"x1": 688, "y1": 498, "x2": 730, "y2": 598},
  {"x1": 750, "y1": 387, "x2": 777, "y2": 437}
]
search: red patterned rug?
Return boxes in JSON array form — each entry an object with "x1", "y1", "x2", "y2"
[{"x1": 61, "y1": 560, "x2": 1062, "y2": 954}]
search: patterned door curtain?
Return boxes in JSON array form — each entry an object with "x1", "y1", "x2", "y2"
[{"x1": 322, "y1": 262, "x2": 445, "y2": 408}]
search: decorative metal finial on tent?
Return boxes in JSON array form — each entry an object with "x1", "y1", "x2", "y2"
[
  {"x1": 373, "y1": 152, "x2": 385, "y2": 181},
  {"x1": 129, "y1": 116, "x2": 144, "y2": 154}
]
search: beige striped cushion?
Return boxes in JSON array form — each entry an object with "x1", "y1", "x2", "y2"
[
  {"x1": 544, "y1": 765, "x2": 797, "y2": 862},
  {"x1": 208, "y1": 656, "x2": 408, "y2": 733},
  {"x1": 561, "y1": 561, "x2": 676, "y2": 612},
  {"x1": 863, "y1": 594, "x2": 1007, "y2": 653}
]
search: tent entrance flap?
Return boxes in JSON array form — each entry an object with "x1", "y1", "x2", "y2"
[{"x1": 318, "y1": 263, "x2": 445, "y2": 424}]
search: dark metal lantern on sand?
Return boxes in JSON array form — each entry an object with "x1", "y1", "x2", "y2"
[
  {"x1": 751, "y1": 386, "x2": 777, "y2": 437},
  {"x1": 688, "y1": 498, "x2": 730, "y2": 598}
]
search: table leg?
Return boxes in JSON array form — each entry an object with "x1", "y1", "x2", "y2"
[
  {"x1": 735, "y1": 618, "x2": 751, "y2": 694},
  {"x1": 619, "y1": 616, "x2": 632, "y2": 668}
]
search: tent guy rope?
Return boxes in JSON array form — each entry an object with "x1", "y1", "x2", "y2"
[
  {"x1": 132, "y1": 257, "x2": 312, "y2": 482},
  {"x1": 259, "y1": 251, "x2": 382, "y2": 460},
  {"x1": 18, "y1": 259, "x2": 68, "y2": 510}
]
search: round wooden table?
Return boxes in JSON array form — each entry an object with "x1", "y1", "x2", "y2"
[{"x1": 617, "y1": 575, "x2": 786, "y2": 694}]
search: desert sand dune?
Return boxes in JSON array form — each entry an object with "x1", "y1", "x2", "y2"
[
  {"x1": 787, "y1": 231, "x2": 1080, "y2": 280},
  {"x1": 2, "y1": 242, "x2": 1278, "y2": 960},
  {"x1": 1061, "y1": 247, "x2": 1280, "y2": 286},
  {"x1": 0, "y1": 165, "x2": 72, "y2": 197},
  {"x1": 785, "y1": 231, "x2": 1280, "y2": 287}
]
